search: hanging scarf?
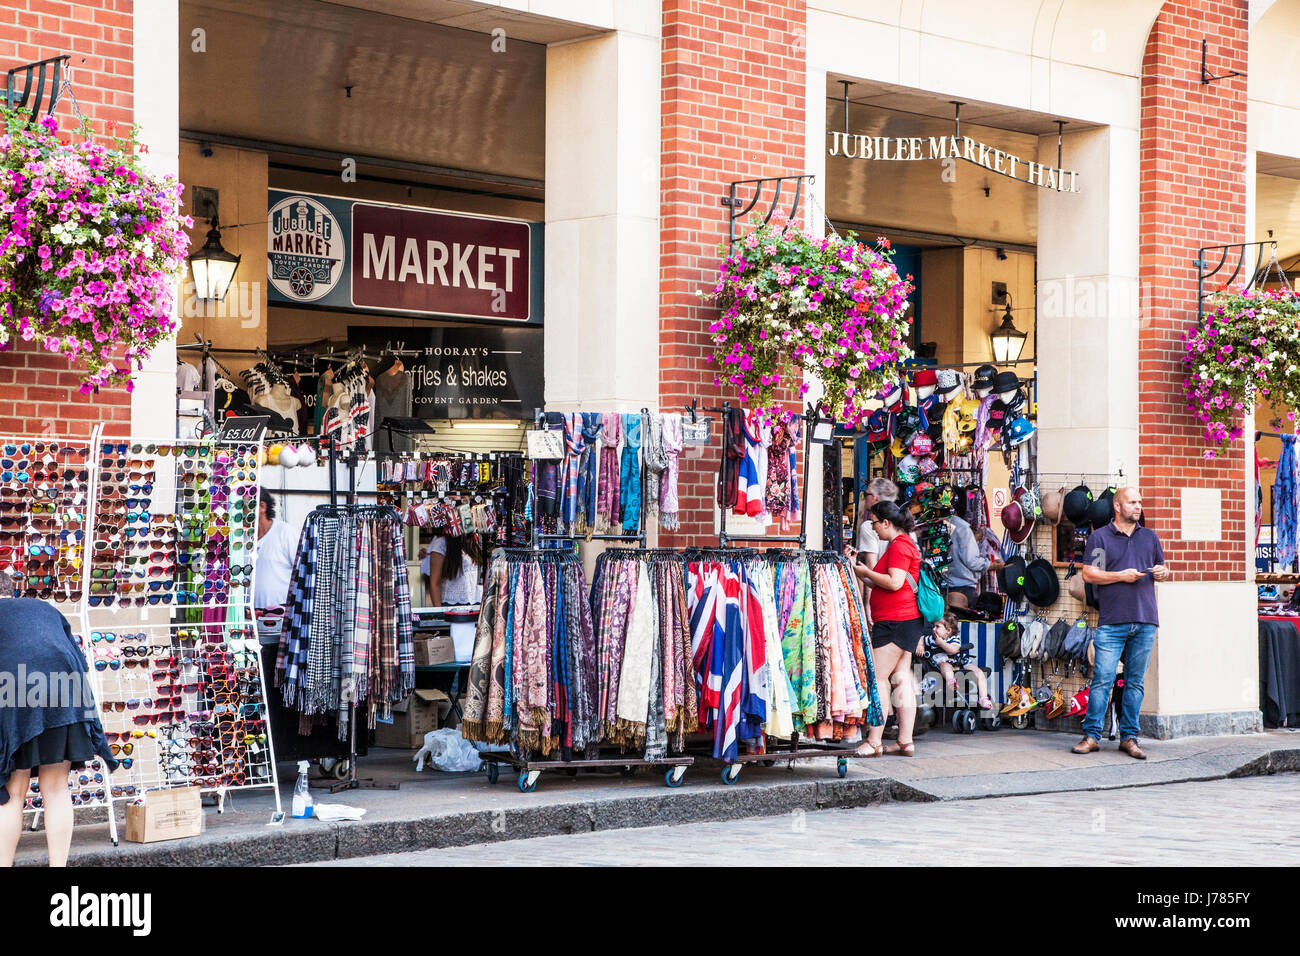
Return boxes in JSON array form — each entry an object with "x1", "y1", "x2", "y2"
[
  {"x1": 560, "y1": 413, "x2": 586, "y2": 531},
  {"x1": 462, "y1": 557, "x2": 504, "y2": 742},
  {"x1": 614, "y1": 563, "x2": 656, "y2": 748},
  {"x1": 767, "y1": 423, "x2": 792, "y2": 531},
  {"x1": 643, "y1": 413, "x2": 668, "y2": 520},
  {"x1": 1278, "y1": 436, "x2": 1299, "y2": 567},
  {"x1": 597, "y1": 413, "x2": 621, "y2": 531},
  {"x1": 660, "y1": 413, "x2": 683, "y2": 531},
  {"x1": 620, "y1": 413, "x2": 642, "y2": 534},
  {"x1": 719, "y1": 407, "x2": 745, "y2": 510},
  {"x1": 578, "y1": 412, "x2": 602, "y2": 531},
  {"x1": 787, "y1": 418, "x2": 800, "y2": 527}
]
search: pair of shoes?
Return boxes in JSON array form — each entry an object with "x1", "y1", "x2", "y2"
[
  {"x1": 1119, "y1": 738, "x2": 1147, "y2": 760},
  {"x1": 883, "y1": 740, "x2": 915, "y2": 757},
  {"x1": 1071, "y1": 735, "x2": 1100, "y2": 754}
]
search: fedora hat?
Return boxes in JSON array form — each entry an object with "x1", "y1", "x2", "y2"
[
  {"x1": 1062, "y1": 484, "x2": 1093, "y2": 525},
  {"x1": 935, "y1": 368, "x2": 962, "y2": 399},
  {"x1": 992, "y1": 371, "x2": 1021, "y2": 395},
  {"x1": 1002, "y1": 487, "x2": 1035, "y2": 543},
  {"x1": 1041, "y1": 486, "x2": 1066, "y2": 525},
  {"x1": 1024, "y1": 557, "x2": 1060, "y2": 607},
  {"x1": 999, "y1": 554, "x2": 1028, "y2": 598}
]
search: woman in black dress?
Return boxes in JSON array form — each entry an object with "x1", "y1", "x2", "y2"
[{"x1": 0, "y1": 578, "x2": 116, "y2": 866}]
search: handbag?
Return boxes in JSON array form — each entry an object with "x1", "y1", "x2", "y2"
[
  {"x1": 526, "y1": 428, "x2": 564, "y2": 460},
  {"x1": 1023, "y1": 619, "x2": 1044, "y2": 660},
  {"x1": 1044, "y1": 618, "x2": 1070, "y2": 660},
  {"x1": 998, "y1": 620, "x2": 1022, "y2": 660},
  {"x1": 905, "y1": 563, "x2": 946, "y2": 624},
  {"x1": 1062, "y1": 617, "x2": 1091, "y2": 660}
]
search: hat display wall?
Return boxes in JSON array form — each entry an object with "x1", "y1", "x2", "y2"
[{"x1": 1001, "y1": 498, "x2": 1032, "y2": 543}]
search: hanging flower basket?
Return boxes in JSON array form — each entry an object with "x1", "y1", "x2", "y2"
[
  {"x1": 0, "y1": 108, "x2": 192, "y2": 392},
  {"x1": 700, "y1": 218, "x2": 913, "y2": 426},
  {"x1": 1183, "y1": 288, "x2": 1300, "y2": 457}
]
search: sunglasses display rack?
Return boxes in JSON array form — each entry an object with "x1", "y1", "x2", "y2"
[
  {"x1": 5, "y1": 425, "x2": 122, "y2": 843},
  {"x1": 83, "y1": 621, "x2": 278, "y2": 817},
  {"x1": 84, "y1": 435, "x2": 284, "y2": 825}
]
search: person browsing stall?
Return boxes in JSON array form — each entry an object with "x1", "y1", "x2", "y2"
[
  {"x1": 944, "y1": 498, "x2": 1003, "y2": 608},
  {"x1": 427, "y1": 534, "x2": 485, "y2": 607},
  {"x1": 0, "y1": 577, "x2": 117, "y2": 867},
  {"x1": 853, "y1": 501, "x2": 923, "y2": 758},
  {"x1": 1073, "y1": 487, "x2": 1170, "y2": 760},
  {"x1": 254, "y1": 489, "x2": 298, "y2": 626}
]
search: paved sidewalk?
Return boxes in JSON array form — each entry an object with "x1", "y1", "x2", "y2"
[
  {"x1": 307, "y1": 775, "x2": 1300, "y2": 867},
  {"x1": 15, "y1": 727, "x2": 1300, "y2": 866}
]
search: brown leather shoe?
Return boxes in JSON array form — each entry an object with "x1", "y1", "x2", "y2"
[
  {"x1": 1071, "y1": 735, "x2": 1099, "y2": 754},
  {"x1": 1119, "y1": 738, "x2": 1147, "y2": 760}
]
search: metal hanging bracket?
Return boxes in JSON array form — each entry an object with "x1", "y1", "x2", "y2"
[
  {"x1": 1195, "y1": 238, "x2": 1291, "y2": 323},
  {"x1": 4, "y1": 55, "x2": 70, "y2": 123},
  {"x1": 723, "y1": 174, "x2": 815, "y2": 247},
  {"x1": 1201, "y1": 38, "x2": 1244, "y2": 85}
]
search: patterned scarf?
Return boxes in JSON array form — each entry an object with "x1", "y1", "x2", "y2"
[
  {"x1": 597, "y1": 413, "x2": 621, "y2": 531},
  {"x1": 643, "y1": 413, "x2": 668, "y2": 520},
  {"x1": 560, "y1": 413, "x2": 586, "y2": 531},
  {"x1": 614, "y1": 563, "x2": 655, "y2": 747},
  {"x1": 660, "y1": 413, "x2": 683, "y2": 531},
  {"x1": 620, "y1": 413, "x2": 642, "y2": 534},
  {"x1": 461, "y1": 556, "x2": 502, "y2": 741},
  {"x1": 578, "y1": 412, "x2": 602, "y2": 531}
]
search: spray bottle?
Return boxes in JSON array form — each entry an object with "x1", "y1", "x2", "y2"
[{"x1": 292, "y1": 760, "x2": 314, "y2": 818}]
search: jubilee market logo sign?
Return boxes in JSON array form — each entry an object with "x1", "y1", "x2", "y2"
[{"x1": 828, "y1": 103, "x2": 1080, "y2": 193}]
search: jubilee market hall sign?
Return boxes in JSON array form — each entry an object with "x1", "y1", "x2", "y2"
[{"x1": 828, "y1": 131, "x2": 1080, "y2": 193}]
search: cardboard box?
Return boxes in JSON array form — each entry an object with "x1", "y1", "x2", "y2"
[
  {"x1": 372, "y1": 689, "x2": 451, "y2": 748},
  {"x1": 414, "y1": 634, "x2": 456, "y2": 666},
  {"x1": 125, "y1": 787, "x2": 203, "y2": 844}
]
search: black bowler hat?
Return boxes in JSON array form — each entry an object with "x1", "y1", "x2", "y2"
[
  {"x1": 998, "y1": 554, "x2": 1028, "y2": 598},
  {"x1": 993, "y1": 371, "x2": 1021, "y2": 394},
  {"x1": 1024, "y1": 558, "x2": 1060, "y2": 607}
]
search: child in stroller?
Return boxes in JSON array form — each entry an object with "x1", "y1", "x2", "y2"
[{"x1": 917, "y1": 612, "x2": 994, "y2": 711}]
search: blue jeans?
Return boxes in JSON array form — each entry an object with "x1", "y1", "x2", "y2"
[{"x1": 1081, "y1": 623, "x2": 1157, "y2": 742}]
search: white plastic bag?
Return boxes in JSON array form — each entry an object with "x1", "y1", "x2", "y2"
[
  {"x1": 414, "y1": 728, "x2": 486, "y2": 773},
  {"x1": 312, "y1": 803, "x2": 367, "y2": 822}
]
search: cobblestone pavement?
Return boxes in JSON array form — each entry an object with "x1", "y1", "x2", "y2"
[{"x1": 308, "y1": 774, "x2": 1300, "y2": 866}]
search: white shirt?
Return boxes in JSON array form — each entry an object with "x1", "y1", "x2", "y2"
[
  {"x1": 254, "y1": 519, "x2": 298, "y2": 611},
  {"x1": 430, "y1": 536, "x2": 480, "y2": 606}
]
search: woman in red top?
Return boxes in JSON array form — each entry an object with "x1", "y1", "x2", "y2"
[{"x1": 854, "y1": 501, "x2": 922, "y2": 758}]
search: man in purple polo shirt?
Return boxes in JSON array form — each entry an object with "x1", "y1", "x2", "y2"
[{"x1": 1073, "y1": 487, "x2": 1170, "y2": 759}]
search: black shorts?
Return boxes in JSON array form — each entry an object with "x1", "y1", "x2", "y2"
[{"x1": 871, "y1": 617, "x2": 925, "y2": 653}]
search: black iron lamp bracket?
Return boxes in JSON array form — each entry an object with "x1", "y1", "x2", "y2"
[
  {"x1": 722, "y1": 174, "x2": 815, "y2": 247},
  {"x1": 1200, "y1": 38, "x2": 1244, "y2": 85}
]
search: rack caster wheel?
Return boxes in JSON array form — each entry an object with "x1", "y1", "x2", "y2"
[
  {"x1": 951, "y1": 710, "x2": 966, "y2": 734},
  {"x1": 665, "y1": 766, "x2": 686, "y2": 788},
  {"x1": 980, "y1": 715, "x2": 1002, "y2": 731},
  {"x1": 333, "y1": 761, "x2": 350, "y2": 780},
  {"x1": 486, "y1": 763, "x2": 499, "y2": 784},
  {"x1": 1011, "y1": 713, "x2": 1031, "y2": 730},
  {"x1": 837, "y1": 758, "x2": 848, "y2": 778},
  {"x1": 319, "y1": 757, "x2": 337, "y2": 776},
  {"x1": 760, "y1": 759, "x2": 776, "y2": 767},
  {"x1": 517, "y1": 771, "x2": 539, "y2": 793},
  {"x1": 721, "y1": 765, "x2": 741, "y2": 785},
  {"x1": 619, "y1": 766, "x2": 636, "y2": 778}
]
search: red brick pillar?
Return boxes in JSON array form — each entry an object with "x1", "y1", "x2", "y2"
[
  {"x1": 659, "y1": 0, "x2": 808, "y2": 546},
  {"x1": 0, "y1": 0, "x2": 136, "y2": 437},
  {"x1": 1138, "y1": 0, "x2": 1249, "y2": 579}
]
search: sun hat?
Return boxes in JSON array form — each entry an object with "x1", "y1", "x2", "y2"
[{"x1": 1040, "y1": 486, "x2": 1066, "y2": 525}]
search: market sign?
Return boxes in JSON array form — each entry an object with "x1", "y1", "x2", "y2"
[
  {"x1": 268, "y1": 190, "x2": 543, "y2": 325},
  {"x1": 828, "y1": 132, "x2": 1080, "y2": 193},
  {"x1": 348, "y1": 325, "x2": 542, "y2": 420}
]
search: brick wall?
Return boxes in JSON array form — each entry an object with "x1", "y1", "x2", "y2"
[
  {"x1": 1, "y1": 0, "x2": 135, "y2": 438},
  {"x1": 1138, "y1": 0, "x2": 1249, "y2": 580},
  {"x1": 659, "y1": 0, "x2": 808, "y2": 545}
]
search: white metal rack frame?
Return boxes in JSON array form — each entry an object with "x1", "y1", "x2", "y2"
[{"x1": 85, "y1": 435, "x2": 283, "y2": 826}]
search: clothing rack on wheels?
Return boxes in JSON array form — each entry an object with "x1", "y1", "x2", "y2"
[
  {"x1": 688, "y1": 402, "x2": 864, "y2": 785},
  {"x1": 314, "y1": 437, "x2": 403, "y2": 794},
  {"x1": 477, "y1": 408, "x2": 695, "y2": 793}
]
